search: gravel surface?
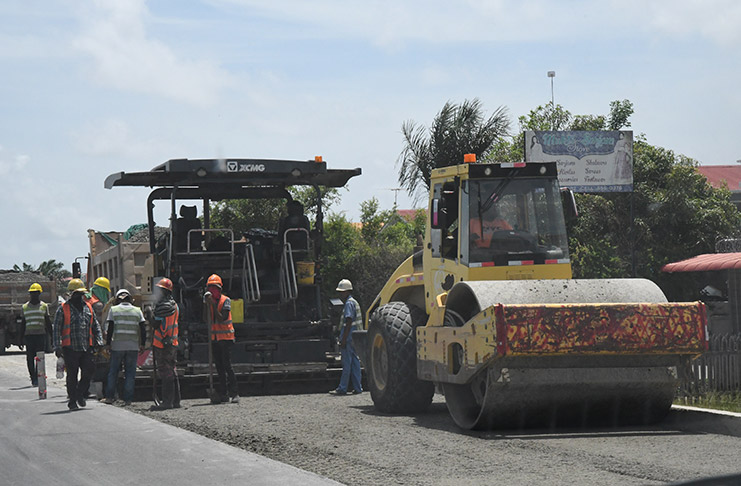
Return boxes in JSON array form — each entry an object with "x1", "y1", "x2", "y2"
[
  {"x1": 2, "y1": 351, "x2": 741, "y2": 485},
  {"x1": 127, "y1": 390, "x2": 741, "y2": 486}
]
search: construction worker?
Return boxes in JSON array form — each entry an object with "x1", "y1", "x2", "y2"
[
  {"x1": 469, "y1": 205, "x2": 513, "y2": 248},
  {"x1": 103, "y1": 288, "x2": 146, "y2": 406},
  {"x1": 150, "y1": 278, "x2": 181, "y2": 410},
  {"x1": 87, "y1": 277, "x2": 111, "y2": 333},
  {"x1": 20, "y1": 283, "x2": 53, "y2": 386},
  {"x1": 204, "y1": 274, "x2": 239, "y2": 403},
  {"x1": 53, "y1": 278, "x2": 104, "y2": 410},
  {"x1": 329, "y1": 279, "x2": 363, "y2": 395}
]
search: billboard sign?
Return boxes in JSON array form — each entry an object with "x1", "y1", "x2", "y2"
[{"x1": 524, "y1": 130, "x2": 633, "y2": 192}]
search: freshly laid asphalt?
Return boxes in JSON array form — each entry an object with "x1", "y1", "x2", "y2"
[{"x1": 0, "y1": 363, "x2": 341, "y2": 486}]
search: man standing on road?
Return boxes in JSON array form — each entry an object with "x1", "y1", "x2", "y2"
[
  {"x1": 53, "y1": 278, "x2": 104, "y2": 410},
  {"x1": 330, "y1": 279, "x2": 363, "y2": 396},
  {"x1": 86, "y1": 277, "x2": 111, "y2": 333},
  {"x1": 20, "y1": 283, "x2": 53, "y2": 387},
  {"x1": 150, "y1": 278, "x2": 181, "y2": 410},
  {"x1": 103, "y1": 288, "x2": 146, "y2": 406},
  {"x1": 204, "y1": 274, "x2": 239, "y2": 403}
]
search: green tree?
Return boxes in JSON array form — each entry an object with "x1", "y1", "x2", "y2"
[
  {"x1": 209, "y1": 187, "x2": 341, "y2": 236},
  {"x1": 492, "y1": 99, "x2": 739, "y2": 299},
  {"x1": 398, "y1": 98, "x2": 509, "y2": 197},
  {"x1": 322, "y1": 199, "x2": 424, "y2": 313},
  {"x1": 490, "y1": 100, "x2": 634, "y2": 162},
  {"x1": 13, "y1": 259, "x2": 70, "y2": 280}
]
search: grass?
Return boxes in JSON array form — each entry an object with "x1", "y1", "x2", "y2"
[{"x1": 675, "y1": 392, "x2": 741, "y2": 414}]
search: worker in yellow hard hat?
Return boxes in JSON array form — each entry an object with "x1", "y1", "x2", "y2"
[
  {"x1": 53, "y1": 278, "x2": 104, "y2": 410},
  {"x1": 86, "y1": 277, "x2": 111, "y2": 333},
  {"x1": 21, "y1": 283, "x2": 53, "y2": 387}
]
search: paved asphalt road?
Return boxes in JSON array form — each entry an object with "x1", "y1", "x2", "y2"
[{"x1": 0, "y1": 360, "x2": 340, "y2": 486}]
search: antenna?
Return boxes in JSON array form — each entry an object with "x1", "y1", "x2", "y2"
[{"x1": 385, "y1": 188, "x2": 402, "y2": 207}]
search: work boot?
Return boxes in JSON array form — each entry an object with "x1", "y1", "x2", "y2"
[
  {"x1": 161, "y1": 378, "x2": 174, "y2": 409},
  {"x1": 68, "y1": 400, "x2": 79, "y2": 411},
  {"x1": 149, "y1": 403, "x2": 172, "y2": 411},
  {"x1": 230, "y1": 395, "x2": 240, "y2": 404},
  {"x1": 77, "y1": 396, "x2": 87, "y2": 408}
]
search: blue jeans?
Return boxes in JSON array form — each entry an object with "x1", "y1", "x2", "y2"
[
  {"x1": 338, "y1": 341, "x2": 362, "y2": 393},
  {"x1": 106, "y1": 350, "x2": 138, "y2": 402}
]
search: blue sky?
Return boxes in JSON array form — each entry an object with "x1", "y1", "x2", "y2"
[{"x1": 1, "y1": 0, "x2": 740, "y2": 270}]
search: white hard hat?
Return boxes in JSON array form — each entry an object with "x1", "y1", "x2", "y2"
[
  {"x1": 336, "y1": 279, "x2": 353, "y2": 291},
  {"x1": 116, "y1": 288, "x2": 131, "y2": 299}
]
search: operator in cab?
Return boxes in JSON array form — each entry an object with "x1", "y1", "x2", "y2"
[{"x1": 470, "y1": 205, "x2": 513, "y2": 248}]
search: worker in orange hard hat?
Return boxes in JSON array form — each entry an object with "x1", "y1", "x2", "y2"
[
  {"x1": 203, "y1": 274, "x2": 239, "y2": 403},
  {"x1": 21, "y1": 283, "x2": 53, "y2": 387},
  {"x1": 150, "y1": 277, "x2": 181, "y2": 410}
]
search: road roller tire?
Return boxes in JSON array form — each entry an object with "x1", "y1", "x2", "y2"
[{"x1": 367, "y1": 302, "x2": 434, "y2": 414}]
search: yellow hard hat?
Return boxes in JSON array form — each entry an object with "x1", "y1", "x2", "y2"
[
  {"x1": 93, "y1": 277, "x2": 111, "y2": 291},
  {"x1": 67, "y1": 278, "x2": 87, "y2": 293},
  {"x1": 28, "y1": 283, "x2": 43, "y2": 293}
]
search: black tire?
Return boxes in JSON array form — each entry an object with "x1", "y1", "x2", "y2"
[{"x1": 367, "y1": 302, "x2": 434, "y2": 413}]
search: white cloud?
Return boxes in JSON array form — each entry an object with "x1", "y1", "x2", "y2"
[
  {"x1": 72, "y1": 0, "x2": 232, "y2": 107},
  {"x1": 0, "y1": 145, "x2": 29, "y2": 176},
  {"x1": 71, "y1": 118, "x2": 176, "y2": 159},
  {"x1": 220, "y1": 0, "x2": 741, "y2": 47},
  {"x1": 631, "y1": 0, "x2": 741, "y2": 45}
]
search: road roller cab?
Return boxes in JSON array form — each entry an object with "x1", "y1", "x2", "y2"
[{"x1": 356, "y1": 157, "x2": 708, "y2": 430}]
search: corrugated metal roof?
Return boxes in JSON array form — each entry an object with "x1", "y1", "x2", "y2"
[
  {"x1": 662, "y1": 252, "x2": 741, "y2": 273},
  {"x1": 697, "y1": 165, "x2": 741, "y2": 191}
]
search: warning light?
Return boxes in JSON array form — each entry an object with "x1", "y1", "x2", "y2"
[
  {"x1": 314, "y1": 156, "x2": 323, "y2": 163},
  {"x1": 463, "y1": 153, "x2": 476, "y2": 163}
]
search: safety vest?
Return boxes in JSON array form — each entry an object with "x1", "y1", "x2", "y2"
[
  {"x1": 22, "y1": 302, "x2": 48, "y2": 335},
  {"x1": 469, "y1": 218, "x2": 513, "y2": 248},
  {"x1": 109, "y1": 303, "x2": 142, "y2": 345},
  {"x1": 344, "y1": 296, "x2": 363, "y2": 331},
  {"x1": 210, "y1": 295, "x2": 234, "y2": 341},
  {"x1": 153, "y1": 308, "x2": 179, "y2": 349},
  {"x1": 61, "y1": 301, "x2": 95, "y2": 347}
]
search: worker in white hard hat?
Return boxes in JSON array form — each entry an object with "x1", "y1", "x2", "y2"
[
  {"x1": 329, "y1": 279, "x2": 363, "y2": 395},
  {"x1": 102, "y1": 288, "x2": 146, "y2": 406},
  {"x1": 21, "y1": 283, "x2": 53, "y2": 387}
]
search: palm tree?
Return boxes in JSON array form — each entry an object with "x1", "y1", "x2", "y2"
[
  {"x1": 397, "y1": 98, "x2": 510, "y2": 198},
  {"x1": 37, "y1": 259, "x2": 69, "y2": 280},
  {"x1": 13, "y1": 259, "x2": 70, "y2": 280}
]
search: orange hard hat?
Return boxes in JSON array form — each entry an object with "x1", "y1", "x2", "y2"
[
  {"x1": 206, "y1": 274, "x2": 223, "y2": 288},
  {"x1": 156, "y1": 278, "x2": 173, "y2": 291}
]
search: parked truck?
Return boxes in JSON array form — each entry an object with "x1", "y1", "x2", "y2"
[
  {"x1": 104, "y1": 157, "x2": 361, "y2": 386},
  {"x1": 0, "y1": 271, "x2": 57, "y2": 354},
  {"x1": 354, "y1": 157, "x2": 708, "y2": 430}
]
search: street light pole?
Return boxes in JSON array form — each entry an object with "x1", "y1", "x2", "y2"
[{"x1": 547, "y1": 71, "x2": 556, "y2": 129}]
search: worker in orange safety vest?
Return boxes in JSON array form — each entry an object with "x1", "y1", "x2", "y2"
[
  {"x1": 150, "y1": 278, "x2": 181, "y2": 410},
  {"x1": 203, "y1": 274, "x2": 239, "y2": 403},
  {"x1": 52, "y1": 278, "x2": 103, "y2": 410}
]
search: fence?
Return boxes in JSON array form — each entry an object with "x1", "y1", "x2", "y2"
[{"x1": 681, "y1": 333, "x2": 741, "y2": 397}]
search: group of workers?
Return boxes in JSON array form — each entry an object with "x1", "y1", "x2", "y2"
[
  {"x1": 19, "y1": 271, "x2": 362, "y2": 408},
  {"x1": 19, "y1": 272, "x2": 240, "y2": 410}
]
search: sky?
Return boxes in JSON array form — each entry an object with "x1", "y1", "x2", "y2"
[{"x1": 1, "y1": 0, "x2": 740, "y2": 271}]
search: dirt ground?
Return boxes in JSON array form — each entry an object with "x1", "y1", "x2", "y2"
[
  {"x1": 128, "y1": 390, "x2": 741, "y2": 486},
  {"x1": 3, "y1": 350, "x2": 741, "y2": 485}
]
